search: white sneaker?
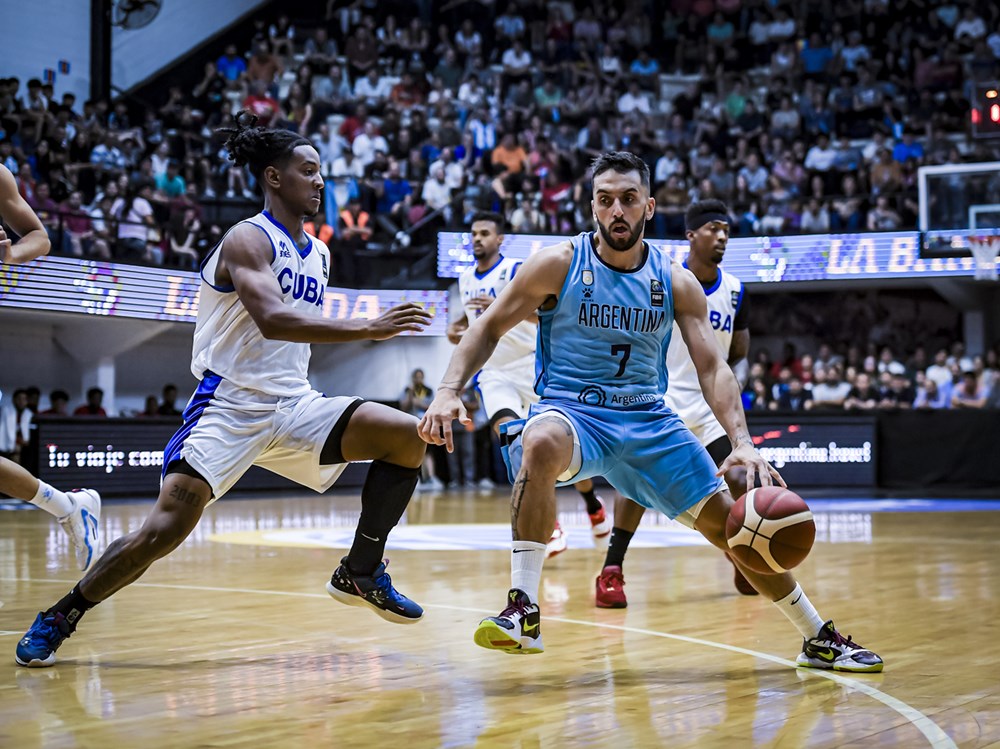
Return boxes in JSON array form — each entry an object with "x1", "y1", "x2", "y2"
[
  {"x1": 796, "y1": 620, "x2": 884, "y2": 673},
  {"x1": 545, "y1": 521, "x2": 567, "y2": 559},
  {"x1": 477, "y1": 477, "x2": 496, "y2": 491},
  {"x1": 418, "y1": 477, "x2": 444, "y2": 493},
  {"x1": 588, "y1": 496, "x2": 612, "y2": 551},
  {"x1": 58, "y1": 489, "x2": 102, "y2": 571}
]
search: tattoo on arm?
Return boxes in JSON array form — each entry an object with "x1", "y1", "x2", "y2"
[
  {"x1": 731, "y1": 431, "x2": 754, "y2": 448},
  {"x1": 169, "y1": 484, "x2": 207, "y2": 507},
  {"x1": 510, "y1": 471, "x2": 528, "y2": 540}
]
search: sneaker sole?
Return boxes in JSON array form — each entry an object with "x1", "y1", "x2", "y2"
[
  {"x1": 595, "y1": 598, "x2": 627, "y2": 609},
  {"x1": 325, "y1": 581, "x2": 422, "y2": 625},
  {"x1": 473, "y1": 620, "x2": 544, "y2": 654},
  {"x1": 14, "y1": 653, "x2": 56, "y2": 668},
  {"x1": 796, "y1": 656, "x2": 884, "y2": 673}
]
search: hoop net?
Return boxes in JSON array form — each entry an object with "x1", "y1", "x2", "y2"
[{"x1": 969, "y1": 235, "x2": 1000, "y2": 281}]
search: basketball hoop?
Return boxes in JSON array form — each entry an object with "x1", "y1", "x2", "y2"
[{"x1": 969, "y1": 235, "x2": 1000, "y2": 281}]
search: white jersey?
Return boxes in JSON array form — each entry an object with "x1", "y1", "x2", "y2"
[
  {"x1": 458, "y1": 255, "x2": 536, "y2": 370},
  {"x1": 191, "y1": 211, "x2": 331, "y2": 397},
  {"x1": 665, "y1": 265, "x2": 746, "y2": 443}
]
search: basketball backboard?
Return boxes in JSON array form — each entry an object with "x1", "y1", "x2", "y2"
[{"x1": 919, "y1": 161, "x2": 1000, "y2": 267}]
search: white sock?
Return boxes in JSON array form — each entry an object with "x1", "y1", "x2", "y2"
[
  {"x1": 28, "y1": 481, "x2": 76, "y2": 518},
  {"x1": 773, "y1": 583, "x2": 826, "y2": 640},
  {"x1": 510, "y1": 541, "x2": 547, "y2": 603}
]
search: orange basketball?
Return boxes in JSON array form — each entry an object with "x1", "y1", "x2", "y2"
[{"x1": 725, "y1": 487, "x2": 815, "y2": 574}]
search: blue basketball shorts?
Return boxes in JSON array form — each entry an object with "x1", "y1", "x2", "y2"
[{"x1": 500, "y1": 399, "x2": 724, "y2": 520}]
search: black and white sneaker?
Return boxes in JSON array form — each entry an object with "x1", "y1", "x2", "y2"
[
  {"x1": 473, "y1": 588, "x2": 543, "y2": 654},
  {"x1": 796, "y1": 620, "x2": 884, "y2": 673}
]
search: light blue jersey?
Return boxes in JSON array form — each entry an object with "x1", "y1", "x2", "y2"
[
  {"x1": 501, "y1": 231, "x2": 724, "y2": 519},
  {"x1": 536, "y1": 232, "x2": 674, "y2": 409}
]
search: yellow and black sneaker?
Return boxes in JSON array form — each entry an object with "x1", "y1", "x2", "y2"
[
  {"x1": 796, "y1": 620, "x2": 883, "y2": 673},
  {"x1": 474, "y1": 588, "x2": 544, "y2": 654}
]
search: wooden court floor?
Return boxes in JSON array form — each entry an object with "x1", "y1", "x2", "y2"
[{"x1": 1, "y1": 489, "x2": 998, "y2": 749}]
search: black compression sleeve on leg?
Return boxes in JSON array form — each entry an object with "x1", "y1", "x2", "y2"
[
  {"x1": 346, "y1": 460, "x2": 421, "y2": 575},
  {"x1": 578, "y1": 486, "x2": 603, "y2": 515},
  {"x1": 603, "y1": 528, "x2": 635, "y2": 570},
  {"x1": 46, "y1": 586, "x2": 97, "y2": 631}
]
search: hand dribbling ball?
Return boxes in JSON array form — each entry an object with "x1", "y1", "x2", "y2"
[{"x1": 725, "y1": 487, "x2": 815, "y2": 574}]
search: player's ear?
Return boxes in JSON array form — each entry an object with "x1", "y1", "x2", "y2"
[
  {"x1": 685, "y1": 229, "x2": 694, "y2": 242},
  {"x1": 263, "y1": 165, "x2": 281, "y2": 190},
  {"x1": 646, "y1": 195, "x2": 655, "y2": 220}
]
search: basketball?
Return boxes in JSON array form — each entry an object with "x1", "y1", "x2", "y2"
[{"x1": 726, "y1": 487, "x2": 815, "y2": 574}]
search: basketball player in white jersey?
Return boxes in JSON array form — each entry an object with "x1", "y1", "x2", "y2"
[
  {"x1": 16, "y1": 113, "x2": 433, "y2": 668},
  {"x1": 448, "y1": 212, "x2": 612, "y2": 557},
  {"x1": 0, "y1": 163, "x2": 102, "y2": 571},
  {"x1": 596, "y1": 200, "x2": 757, "y2": 607}
]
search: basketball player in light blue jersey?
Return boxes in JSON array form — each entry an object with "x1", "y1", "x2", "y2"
[
  {"x1": 419, "y1": 152, "x2": 882, "y2": 672},
  {"x1": 597, "y1": 199, "x2": 758, "y2": 605},
  {"x1": 448, "y1": 211, "x2": 612, "y2": 557},
  {"x1": 0, "y1": 163, "x2": 102, "y2": 571},
  {"x1": 17, "y1": 113, "x2": 433, "y2": 668}
]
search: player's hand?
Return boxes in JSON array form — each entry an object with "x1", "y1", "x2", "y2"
[
  {"x1": 717, "y1": 443, "x2": 786, "y2": 493},
  {"x1": 0, "y1": 227, "x2": 10, "y2": 264},
  {"x1": 366, "y1": 303, "x2": 432, "y2": 340},
  {"x1": 468, "y1": 295, "x2": 494, "y2": 310},
  {"x1": 417, "y1": 391, "x2": 469, "y2": 452}
]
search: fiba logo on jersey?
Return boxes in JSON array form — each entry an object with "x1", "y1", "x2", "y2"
[
  {"x1": 650, "y1": 279, "x2": 664, "y2": 308},
  {"x1": 582, "y1": 269, "x2": 594, "y2": 299},
  {"x1": 731, "y1": 290, "x2": 740, "y2": 308},
  {"x1": 578, "y1": 385, "x2": 607, "y2": 406}
]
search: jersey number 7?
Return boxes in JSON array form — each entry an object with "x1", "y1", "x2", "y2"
[{"x1": 611, "y1": 344, "x2": 631, "y2": 377}]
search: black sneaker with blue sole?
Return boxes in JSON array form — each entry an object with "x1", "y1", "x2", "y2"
[{"x1": 326, "y1": 557, "x2": 423, "y2": 624}]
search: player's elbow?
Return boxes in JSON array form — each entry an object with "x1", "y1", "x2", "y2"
[{"x1": 256, "y1": 310, "x2": 294, "y2": 341}]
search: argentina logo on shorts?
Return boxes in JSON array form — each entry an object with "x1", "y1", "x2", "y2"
[
  {"x1": 650, "y1": 278, "x2": 664, "y2": 308},
  {"x1": 578, "y1": 385, "x2": 607, "y2": 406}
]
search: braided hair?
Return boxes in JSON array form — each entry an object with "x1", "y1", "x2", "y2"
[{"x1": 217, "y1": 110, "x2": 312, "y2": 183}]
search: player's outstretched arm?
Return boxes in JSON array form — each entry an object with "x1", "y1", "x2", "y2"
[
  {"x1": 0, "y1": 164, "x2": 50, "y2": 265},
  {"x1": 224, "y1": 223, "x2": 431, "y2": 343},
  {"x1": 418, "y1": 241, "x2": 572, "y2": 450},
  {"x1": 673, "y1": 264, "x2": 785, "y2": 491}
]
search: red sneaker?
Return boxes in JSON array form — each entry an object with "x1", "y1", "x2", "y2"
[
  {"x1": 595, "y1": 565, "x2": 628, "y2": 608},
  {"x1": 588, "y1": 500, "x2": 612, "y2": 550},
  {"x1": 545, "y1": 521, "x2": 568, "y2": 559}
]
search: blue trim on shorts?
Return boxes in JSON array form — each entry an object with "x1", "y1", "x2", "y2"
[{"x1": 161, "y1": 370, "x2": 223, "y2": 479}]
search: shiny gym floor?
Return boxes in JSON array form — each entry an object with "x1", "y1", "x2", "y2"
[{"x1": 1, "y1": 488, "x2": 998, "y2": 748}]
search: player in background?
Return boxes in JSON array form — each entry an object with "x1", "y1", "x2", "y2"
[
  {"x1": 15, "y1": 112, "x2": 432, "y2": 668},
  {"x1": 420, "y1": 152, "x2": 882, "y2": 673},
  {"x1": 447, "y1": 211, "x2": 612, "y2": 557},
  {"x1": 596, "y1": 199, "x2": 757, "y2": 607},
  {"x1": 0, "y1": 163, "x2": 101, "y2": 571}
]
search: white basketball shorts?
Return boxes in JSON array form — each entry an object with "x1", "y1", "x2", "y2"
[
  {"x1": 477, "y1": 358, "x2": 539, "y2": 422},
  {"x1": 163, "y1": 376, "x2": 360, "y2": 503}
]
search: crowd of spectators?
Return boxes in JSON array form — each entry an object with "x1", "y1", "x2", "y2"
[
  {"x1": 742, "y1": 340, "x2": 1000, "y2": 411},
  {"x1": 1, "y1": 1, "x2": 1000, "y2": 278}
]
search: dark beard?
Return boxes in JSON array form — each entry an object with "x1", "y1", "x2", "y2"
[{"x1": 597, "y1": 218, "x2": 644, "y2": 252}]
